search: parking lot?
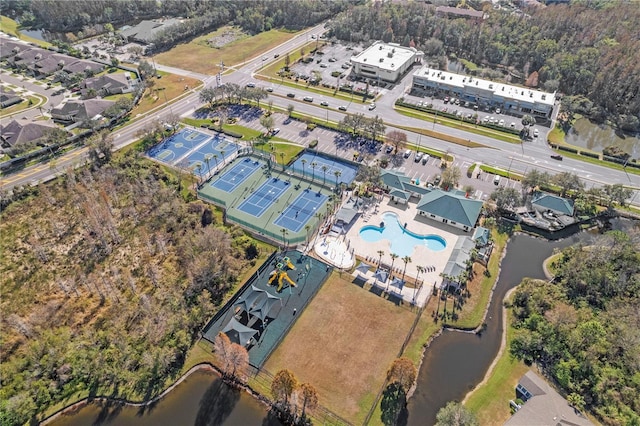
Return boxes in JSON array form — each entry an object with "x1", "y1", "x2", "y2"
[{"x1": 217, "y1": 105, "x2": 521, "y2": 202}]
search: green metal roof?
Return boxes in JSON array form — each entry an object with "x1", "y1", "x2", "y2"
[
  {"x1": 531, "y1": 192, "x2": 574, "y2": 216},
  {"x1": 390, "y1": 188, "x2": 410, "y2": 199},
  {"x1": 417, "y1": 190, "x2": 483, "y2": 227}
]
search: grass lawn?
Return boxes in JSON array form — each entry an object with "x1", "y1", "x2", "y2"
[
  {"x1": 155, "y1": 27, "x2": 297, "y2": 75},
  {"x1": 264, "y1": 271, "x2": 418, "y2": 424},
  {"x1": 131, "y1": 73, "x2": 201, "y2": 117},
  {"x1": 0, "y1": 94, "x2": 43, "y2": 118},
  {"x1": 464, "y1": 307, "x2": 529, "y2": 425},
  {"x1": 0, "y1": 16, "x2": 52, "y2": 48}
]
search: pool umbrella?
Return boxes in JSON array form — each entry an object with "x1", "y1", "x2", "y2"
[
  {"x1": 222, "y1": 317, "x2": 258, "y2": 347},
  {"x1": 234, "y1": 285, "x2": 266, "y2": 314},
  {"x1": 249, "y1": 292, "x2": 282, "y2": 322},
  {"x1": 374, "y1": 269, "x2": 388, "y2": 285}
]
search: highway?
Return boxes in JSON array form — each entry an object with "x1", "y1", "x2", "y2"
[{"x1": 2, "y1": 21, "x2": 638, "y2": 206}]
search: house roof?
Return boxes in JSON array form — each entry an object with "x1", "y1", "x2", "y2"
[
  {"x1": 505, "y1": 370, "x2": 593, "y2": 426},
  {"x1": 119, "y1": 18, "x2": 182, "y2": 44},
  {"x1": 0, "y1": 119, "x2": 59, "y2": 146},
  {"x1": 417, "y1": 190, "x2": 483, "y2": 227},
  {"x1": 381, "y1": 170, "x2": 432, "y2": 196},
  {"x1": 473, "y1": 226, "x2": 491, "y2": 246},
  {"x1": 531, "y1": 192, "x2": 574, "y2": 216},
  {"x1": 390, "y1": 188, "x2": 410, "y2": 200},
  {"x1": 436, "y1": 6, "x2": 484, "y2": 19},
  {"x1": 0, "y1": 87, "x2": 21, "y2": 103},
  {"x1": 83, "y1": 73, "x2": 130, "y2": 91},
  {"x1": 0, "y1": 39, "x2": 26, "y2": 58},
  {"x1": 51, "y1": 99, "x2": 115, "y2": 122},
  {"x1": 62, "y1": 59, "x2": 104, "y2": 75},
  {"x1": 442, "y1": 236, "x2": 474, "y2": 282}
]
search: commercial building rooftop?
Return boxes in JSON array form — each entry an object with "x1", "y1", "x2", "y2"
[{"x1": 351, "y1": 41, "x2": 419, "y2": 72}]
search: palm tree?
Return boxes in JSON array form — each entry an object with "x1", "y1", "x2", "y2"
[
  {"x1": 301, "y1": 158, "x2": 307, "y2": 179},
  {"x1": 401, "y1": 256, "x2": 412, "y2": 281},
  {"x1": 279, "y1": 152, "x2": 285, "y2": 171},
  {"x1": 204, "y1": 156, "x2": 211, "y2": 174},
  {"x1": 213, "y1": 154, "x2": 219, "y2": 168},
  {"x1": 377, "y1": 250, "x2": 385, "y2": 267},
  {"x1": 281, "y1": 228, "x2": 288, "y2": 250},
  {"x1": 333, "y1": 170, "x2": 342, "y2": 187},
  {"x1": 311, "y1": 162, "x2": 317, "y2": 182},
  {"x1": 220, "y1": 150, "x2": 226, "y2": 164},
  {"x1": 414, "y1": 266, "x2": 426, "y2": 304},
  {"x1": 304, "y1": 224, "x2": 311, "y2": 247},
  {"x1": 321, "y1": 165, "x2": 328, "y2": 185},
  {"x1": 387, "y1": 253, "x2": 399, "y2": 290},
  {"x1": 196, "y1": 163, "x2": 203, "y2": 184}
]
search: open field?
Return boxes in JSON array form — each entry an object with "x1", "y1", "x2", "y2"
[
  {"x1": 131, "y1": 72, "x2": 201, "y2": 117},
  {"x1": 264, "y1": 272, "x2": 418, "y2": 423},
  {"x1": 155, "y1": 27, "x2": 296, "y2": 75}
]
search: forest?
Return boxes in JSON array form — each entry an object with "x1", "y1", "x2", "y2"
[
  {"x1": 0, "y1": 134, "x2": 266, "y2": 425},
  {"x1": 509, "y1": 231, "x2": 640, "y2": 425},
  {"x1": 326, "y1": 2, "x2": 640, "y2": 132}
]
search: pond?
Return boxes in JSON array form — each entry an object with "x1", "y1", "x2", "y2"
[
  {"x1": 47, "y1": 369, "x2": 278, "y2": 426},
  {"x1": 565, "y1": 118, "x2": 640, "y2": 158},
  {"x1": 405, "y1": 232, "x2": 587, "y2": 425}
]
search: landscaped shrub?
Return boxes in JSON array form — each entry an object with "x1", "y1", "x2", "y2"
[
  {"x1": 558, "y1": 145, "x2": 578, "y2": 154},
  {"x1": 580, "y1": 151, "x2": 600, "y2": 159},
  {"x1": 223, "y1": 130, "x2": 243, "y2": 139}
]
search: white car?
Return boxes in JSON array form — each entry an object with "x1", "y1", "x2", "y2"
[
  {"x1": 533, "y1": 129, "x2": 539, "y2": 137},
  {"x1": 271, "y1": 128, "x2": 280, "y2": 135},
  {"x1": 496, "y1": 108, "x2": 501, "y2": 114},
  {"x1": 368, "y1": 103, "x2": 376, "y2": 111},
  {"x1": 499, "y1": 119, "x2": 505, "y2": 126}
]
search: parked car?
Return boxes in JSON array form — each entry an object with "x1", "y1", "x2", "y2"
[
  {"x1": 403, "y1": 149, "x2": 412, "y2": 158},
  {"x1": 499, "y1": 119, "x2": 505, "y2": 126},
  {"x1": 533, "y1": 129, "x2": 540, "y2": 137},
  {"x1": 271, "y1": 128, "x2": 280, "y2": 135},
  {"x1": 414, "y1": 152, "x2": 423, "y2": 162},
  {"x1": 421, "y1": 154, "x2": 430, "y2": 165},
  {"x1": 496, "y1": 108, "x2": 501, "y2": 114},
  {"x1": 385, "y1": 145, "x2": 394, "y2": 154},
  {"x1": 433, "y1": 174, "x2": 441, "y2": 185}
]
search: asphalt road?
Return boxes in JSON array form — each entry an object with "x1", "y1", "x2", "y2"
[{"x1": 2, "y1": 22, "x2": 639, "y2": 206}]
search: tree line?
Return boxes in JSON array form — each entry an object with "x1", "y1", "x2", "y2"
[
  {"x1": 0, "y1": 144, "x2": 262, "y2": 425},
  {"x1": 326, "y1": 2, "x2": 640, "y2": 132},
  {"x1": 509, "y1": 230, "x2": 640, "y2": 425}
]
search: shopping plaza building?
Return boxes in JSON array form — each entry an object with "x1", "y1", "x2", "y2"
[
  {"x1": 411, "y1": 66, "x2": 556, "y2": 119},
  {"x1": 351, "y1": 41, "x2": 424, "y2": 83}
]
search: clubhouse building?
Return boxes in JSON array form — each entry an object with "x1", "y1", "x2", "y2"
[
  {"x1": 411, "y1": 66, "x2": 556, "y2": 119},
  {"x1": 351, "y1": 41, "x2": 424, "y2": 83}
]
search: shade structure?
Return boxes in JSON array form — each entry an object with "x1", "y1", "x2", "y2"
[
  {"x1": 222, "y1": 317, "x2": 258, "y2": 347},
  {"x1": 234, "y1": 285, "x2": 266, "y2": 314},
  {"x1": 355, "y1": 262, "x2": 371, "y2": 276},
  {"x1": 389, "y1": 277, "x2": 405, "y2": 292},
  {"x1": 374, "y1": 269, "x2": 389, "y2": 284},
  {"x1": 249, "y1": 292, "x2": 281, "y2": 322}
]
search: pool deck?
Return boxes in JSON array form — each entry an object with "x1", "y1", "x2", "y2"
[{"x1": 316, "y1": 193, "x2": 467, "y2": 307}]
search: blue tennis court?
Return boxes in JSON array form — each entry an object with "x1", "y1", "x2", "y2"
[
  {"x1": 183, "y1": 134, "x2": 240, "y2": 172},
  {"x1": 274, "y1": 189, "x2": 327, "y2": 233},
  {"x1": 237, "y1": 177, "x2": 290, "y2": 217},
  {"x1": 147, "y1": 128, "x2": 212, "y2": 165},
  {"x1": 290, "y1": 152, "x2": 358, "y2": 186},
  {"x1": 211, "y1": 158, "x2": 263, "y2": 192}
]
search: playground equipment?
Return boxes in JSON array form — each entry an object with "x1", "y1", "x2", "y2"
[
  {"x1": 283, "y1": 256, "x2": 296, "y2": 270},
  {"x1": 268, "y1": 270, "x2": 297, "y2": 292},
  {"x1": 268, "y1": 257, "x2": 297, "y2": 292}
]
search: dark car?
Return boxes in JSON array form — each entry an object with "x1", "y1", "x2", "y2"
[
  {"x1": 551, "y1": 154, "x2": 563, "y2": 161},
  {"x1": 286, "y1": 93, "x2": 295, "y2": 98}
]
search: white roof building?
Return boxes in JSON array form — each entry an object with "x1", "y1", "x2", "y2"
[
  {"x1": 412, "y1": 66, "x2": 556, "y2": 118},
  {"x1": 351, "y1": 41, "x2": 423, "y2": 83}
]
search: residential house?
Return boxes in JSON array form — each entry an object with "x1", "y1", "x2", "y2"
[
  {"x1": 0, "y1": 119, "x2": 61, "y2": 147},
  {"x1": 0, "y1": 39, "x2": 26, "y2": 59},
  {"x1": 50, "y1": 99, "x2": 115, "y2": 125},
  {"x1": 472, "y1": 226, "x2": 493, "y2": 265},
  {"x1": 530, "y1": 192, "x2": 575, "y2": 217},
  {"x1": 82, "y1": 72, "x2": 136, "y2": 98},
  {"x1": 61, "y1": 59, "x2": 104, "y2": 76},
  {"x1": 435, "y1": 6, "x2": 485, "y2": 22},
  {"x1": 0, "y1": 87, "x2": 22, "y2": 108},
  {"x1": 416, "y1": 190, "x2": 484, "y2": 232},
  {"x1": 505, "y1": 370, "x2": 593, "y2": 426}
]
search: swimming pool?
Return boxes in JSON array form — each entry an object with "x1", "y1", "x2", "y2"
[{"x1": 359, "y1": 212, "x2": 446, "y2": 257}]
